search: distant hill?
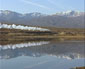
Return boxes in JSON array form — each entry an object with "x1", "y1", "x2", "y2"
[{"x1": 0, "y1": 10, "x2": 84, "y2": 28}]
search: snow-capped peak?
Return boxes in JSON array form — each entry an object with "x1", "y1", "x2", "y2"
[
  {"x1": 29, "y1": 12, "x2": 43, "y2": 16},
  {"x1": 0, "y1": 10, "x2": 83, "y2": 17},
  {"x1": 63, "y1": 10, "x2": 79, "y2": 14},
  {"x1": 24, "y1": 12, "x2": 46, "y2": 17},
  {"x1": 56, "y1": 10, "x2": 83, "y2": 17},
  {"x1": 0, "y1": 10, "x2": 23, "y2": 17},
  {"x1": 0, "y1": 10, "x2": 12, "y2": 15}
]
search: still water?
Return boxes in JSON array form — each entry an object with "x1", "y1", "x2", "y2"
[{"x1": 0, "y1": 40, "x2": 85, "y2": 69}]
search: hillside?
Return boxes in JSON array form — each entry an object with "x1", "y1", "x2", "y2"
[{"x1": 0, "y1": 10, "x2": 85, "y2": 28}]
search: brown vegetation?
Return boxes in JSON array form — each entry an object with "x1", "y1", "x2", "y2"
[
  {"x1": 72, "y1": 67, "x2": 85, "y2": 69},
  {"x1": 0, "y1": 28, "x2": 85, "y2": 41}
]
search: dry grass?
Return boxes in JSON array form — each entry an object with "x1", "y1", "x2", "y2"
[
  {"x1": 0, "y1": 28, "x2": 85, "y2": 41},
  {"x1": 72, "y1": 67, "x2": 85, "y2": 69}
]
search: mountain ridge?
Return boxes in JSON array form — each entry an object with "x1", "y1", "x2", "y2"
[{"x1": 0, "y1": 10, "x2": 84, "y2": 28}]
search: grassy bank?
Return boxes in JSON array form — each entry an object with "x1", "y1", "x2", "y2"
[
  {"x1": 0, "y1": 28, "x2": 85, "y2": 41},
  {"x1": 72, "y1": 67, "x2": 85, "y2": 69}
]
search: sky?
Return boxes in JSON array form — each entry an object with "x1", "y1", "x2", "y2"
[{"x1": 0, "y1": 0, "x2": 84, "y2": 14}]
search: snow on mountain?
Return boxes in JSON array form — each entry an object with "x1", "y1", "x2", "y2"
[
  {"x1": 0, "y1": 10, "x2": 83, "y2": 17},
  {"x1": 0, "y1": 23, "x2": 50, "y2": 31},
  {"x1": 0, "y1": 10, "x2": 23, "y2": 18},
  {"x1": 0, "y1": 10, "x2": 46, "y2": 17},
  {"x1": 55, "y1": 10, "x2": 84, "y2": 17},
  {"x1": 0, "y1": 10, "x2": 84, "y2": 28},
  {"x1": 0, "y1": 10, "x2": 12, "y2": 15},
  {"x1": 25, "y1": 12, "x2": 46, "y2": 17}
]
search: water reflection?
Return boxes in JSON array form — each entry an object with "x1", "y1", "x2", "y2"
[
  {"x1": 0, "y1": 41, "x2": 49, "y2": 50},
  {"x1": 0, "y1": 40, "x2": 85, "y2": 60}
]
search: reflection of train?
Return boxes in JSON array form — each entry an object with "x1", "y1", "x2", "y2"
[
  {"x1": 0, "y1": 41, "x2": 49, "y2": 50},
  {"x1": 0, "y1": 41, "x2": 84, "y2": 60}
]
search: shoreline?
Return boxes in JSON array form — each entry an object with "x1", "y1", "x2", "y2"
[
  {"x1": 0, "y1": 35, "x2": 85, "y2": 45},
  {"x1": 72, "y1": 67, "x2": 85, "y2": 69},
  {"x1": 0, "y1": 35, "x2": 85, "y2": 40},
  {"x1": 0, "y1": 28, "x2": 85, "y2": 41}
]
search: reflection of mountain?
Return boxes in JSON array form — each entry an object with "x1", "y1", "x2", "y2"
[{"x1": 0, "y1": 41, "x2": 85, "y2": 60}]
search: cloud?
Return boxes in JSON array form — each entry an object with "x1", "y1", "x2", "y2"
[
  {"x1": 48, "y1": 0, "x2": 65, "y2": 10},
  {"x1": 21, "y1": 0, "x2": 51, "y2": 10},
  {"x1": 48, "y1": 0, "x2": 76, "y2": 11}
]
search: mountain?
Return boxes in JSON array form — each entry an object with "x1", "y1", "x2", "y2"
[
  {"x1": 0, "y1": 10, "x2": 84, "y2": 28},
  {"x1": 55, "y1": 10, "x2": 84, "y2": 17}
]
